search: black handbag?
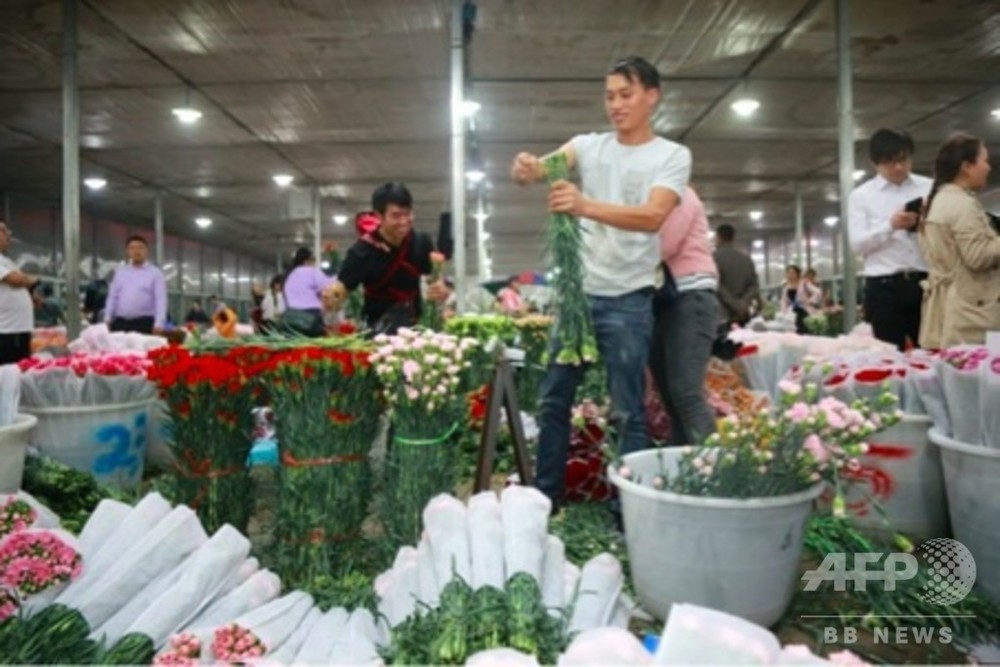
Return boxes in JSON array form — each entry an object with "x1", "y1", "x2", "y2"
[{"x1": 653, "y1": 262, "x2": 681, "y2": 311}]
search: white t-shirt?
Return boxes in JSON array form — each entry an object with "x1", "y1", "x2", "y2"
[
  {"x1": 261, "y1": 291, "x2": 285, "y2": 321},
  {"x1": 570, "y1": 132, "x2": 691, "y2": 296},
  {"x1": 847, "y1": 173, "x2": 931, "y2": 276},
  {"x1": 0, "y1": 254, "x2": 34, "y2": 333}
]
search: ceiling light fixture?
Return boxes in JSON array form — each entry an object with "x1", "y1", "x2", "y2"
[
  {"x1": 273, "y1": 174, "x2": 294, "y2": 187},
  {"x1": 83, "y1": 177, "x2": 107, "y2": 191},
  {"x1": 466, "y1": 169, "x2": 486, "y2": 184},
  {"x1": 473, "y1": 210, "x2": 488, "y2": 224},
  {"x1": 991, "y1": 108, "x2": 1000, "y2": 119},
  {"x1": 172, "y1": 107, "x2": 203, "y2": 124},
  {"x1": 753, "y1": 239, "x2": 764, "y2": 249},
  {"x1": 731, "y1": 98, "x2": 760, "y2": 117},
  {"x1": 195, "y1": 216, "x2": 212, "y2": 229},
  {"x1": 332, "y1": 214, "x2": 348, "y2": 226},
  {"x1": 462, "y1": 100, "x2": 482, "y2": 117},
  {"x1": 853, "y1": 169, "x2": 866, "y2": 181},
  {"x1": 749, "y1": 210, "x2": 763, "y2": 221},
  {"x1": 824, "y1": 215, "x2": 839, "y2": 227}
]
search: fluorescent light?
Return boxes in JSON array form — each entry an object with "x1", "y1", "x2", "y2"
[
  {"x1": 195, "y1": 216, "x2": 212, "y2": 229},
  {"x1": 810, "y1": 238, "x2": 821, "y2": 248},
  {"x1": 473, "y1": 211, "x2": 488, "y2": 224},
  {"x1": 853, "y1": 169, "x2": 866, "y2": 181},
  {"x1": 991, "y1": 108, "x2": 1000, "y2": 119},
  {"x1": 462, "y1": 100, "x2": 481, "y2": 117},
  {"x1": 752, "y1": 239, "x2": 764, "y2": 249},
  {"x1": 708, "y1": 230, "x2": 716, "y2": 239},
  {"x1": 731, "y1": 98, "x2": 760, "y2": 117},
  {"x1": 481, "y1": 231, "x2": 491, "y2": 242},
  {"x1": 332, "y1": 214, "x2": 348, "y2": 226},
  {"x1": 320, "y1": 261, "x2": 331, "y2": 270},
  {"x1": 196, "y1": 186, "x2": 211, "y2": 198},
  {"x1": 172, "y1": 107, "x2": 203, "y2": 124},
  {"x1": 272, "y1": 174, "x2": 294, "y2": 187},
  {"x1": 824, "y1": 215, "x2": 839, "y2": 227},
  {"x1": 466, "y1": 169, "x2": 486, "y2": 184},
  {"x1": 83, "y1": 177, "x2": 107, "y2": 191},
  {"x1": 749, "y1": 210, "x2": 763, "y2": 221}
]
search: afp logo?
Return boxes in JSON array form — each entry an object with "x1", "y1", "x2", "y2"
[{"x1": 802, "y1": 538, "x2": 976, "y2": 605}]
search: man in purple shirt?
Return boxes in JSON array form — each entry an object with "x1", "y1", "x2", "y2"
[{"x1": 105, "y1": 235, "x2": 167, "y2": 335}]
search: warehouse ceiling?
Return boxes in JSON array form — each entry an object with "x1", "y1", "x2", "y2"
[{"x1": 0, "y1": 0, "x2": 998, "y2": 277}]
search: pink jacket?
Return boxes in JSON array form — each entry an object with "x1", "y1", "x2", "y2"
[{"x1": 659, "y1": 187, "x2": 719, "y2": 279}]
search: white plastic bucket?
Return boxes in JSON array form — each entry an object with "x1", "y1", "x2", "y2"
[
  {"x1": 928, "y1": 428, "x2": 1000, "y2": 605},
  {"x1": 608, "y1": 447, "x2": 821, "y2": 626},
  {"x1": 837, "y1": 415, "x2": 950, "y2": 541},
  {"x1": 22, "y1": 399, "x2": 153, "y2": 490},
  {"x1": 0, "y1": 414, "x2": 38, "y2": 493},
  {"x1": 146, "y1": 399, "x2": 175, "y2": 469}
]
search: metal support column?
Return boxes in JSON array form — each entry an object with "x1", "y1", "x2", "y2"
[
  {"x1": 836, "y1": 0, "x2": 858, "y2": 331},
  {"x1": 154, "y1": 191, "x2": 164, "y2": 267},
  {"x1": 794, "y1": 181, "x2": 804, "y2": 268},
  {"x1": 275, "y1": 246, "x2": 283, "y2": 274},
  {"x1": 313, "y1": 185, "x2": 322, "y2": 262},
  {"x1": 450, "y1": 0, "x2": 467, "y2": 311},
  {"x1": 763, "y1": 236, "x2": 771, "y2": 286},
  {"x1": 61, "y1": 0, "x2": 82, "y2": 339}
]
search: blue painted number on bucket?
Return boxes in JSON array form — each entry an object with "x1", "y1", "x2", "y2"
[{"x1": 92, "y1": 412, "x2": 147, "y2": 478}]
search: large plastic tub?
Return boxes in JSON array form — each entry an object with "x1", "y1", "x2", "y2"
[
  {"x1": 840, "y1": 415, "x2": 950, "y2": 541},
  {"x1": 0, "y1": 414, "x2": 38, "y2": 493},
  {"x1": 608, "y1": 447, "x2": 821, "y2": 626},
  {"x1": 23, "y1": 399, "x2": 153, "y2": 490},
  {"x1": 928, "y1": 428, "x2": 1000, "y2": 605}
]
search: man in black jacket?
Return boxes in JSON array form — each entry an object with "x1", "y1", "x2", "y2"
[{"x1": 712, "y1": 224, "x2": 760, "y2": 327}]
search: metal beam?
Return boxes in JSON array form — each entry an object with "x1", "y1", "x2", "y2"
[
  {"x1": 313, "y1": 185, "x2": 322, "y2": 264},
  {"x1": 154, "y1": 191, "x2": 164, "y2": 267},
  {"x1": 836, "y1": 0, "x2": 858, "y2": 332},
  {"x1": 450, "y1": 0, "x2": 467, "y2": 311},
  {"x1": 61, "y1": 0, "x2": 82, "y2": 340},
  {"x1": 794, "y1": 181, "x2": 804, "y2": 267}
]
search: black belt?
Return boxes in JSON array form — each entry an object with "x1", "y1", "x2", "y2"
[{"x1": 868, "y1": 270, "x2": 927, "y2": 283}]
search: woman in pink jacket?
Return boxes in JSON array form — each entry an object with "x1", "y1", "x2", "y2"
[{"x1": 649, "y1": 186, "x2": 720, "y2": 446}]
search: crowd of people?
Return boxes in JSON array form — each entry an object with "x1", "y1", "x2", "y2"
[
  {"x1": 510, "y1": 56, "x2": 998, "y2": 513},
  {"x1": 1, "y1": 54, "x2": 996, "y2": 517}
]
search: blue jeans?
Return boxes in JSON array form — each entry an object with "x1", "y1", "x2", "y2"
[{"x1": 534, "y1": 289, "x2": 654, "y2": 503}]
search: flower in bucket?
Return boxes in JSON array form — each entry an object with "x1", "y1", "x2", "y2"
[
  {"x1": 650, "y1": 381, "x2": 900, "y2": 501},
  {"x1": 371, "y1": 327, "x2": 478, "y2": 545}
]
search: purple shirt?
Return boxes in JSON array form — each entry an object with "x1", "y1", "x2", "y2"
[
  {"x1": 283, "y1": 265, "x2": 334, "y2": 310},
  {"x1": 105, "y1": 262, "x2": 168, "y2": 328}
]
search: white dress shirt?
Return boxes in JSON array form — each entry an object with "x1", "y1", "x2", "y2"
[{"x1": 848, "y1": 172, "x2": 931, "y2": 276}]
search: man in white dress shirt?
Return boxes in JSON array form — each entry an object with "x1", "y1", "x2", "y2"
[{"x1": 848, "y1": 128, "x2": 931, "y2": 350}]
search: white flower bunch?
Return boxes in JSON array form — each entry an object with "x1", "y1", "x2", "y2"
[{"x1": 371, "y1": 328, "x2": 478, "y2": 415}]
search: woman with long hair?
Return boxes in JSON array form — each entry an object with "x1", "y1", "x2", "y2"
[
  {"x1": 780, "y1": 264, "x2": 821, "y2": 334},
  {"x1": 918, "y1": 133, "x2": 1000, "y2": 348},
  {"x1": 281, "y1": 247, "x2": 334, "y2": 337},
  {"x1": 260, "y1": 274, "x2": 285, "y2": 333}
]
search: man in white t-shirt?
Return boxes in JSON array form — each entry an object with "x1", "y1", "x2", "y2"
[
  {"x1": 848, "y1": 128, "x2": 931, "y2": 350},
  {"x1": 511, "y1": 55, "x2": 691, "y2": 507},
  {"x1": 0, "y1": 221, "x2": 40, "y2": 365}
]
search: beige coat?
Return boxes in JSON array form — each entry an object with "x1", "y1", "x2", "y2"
[{"x1": 918, "y1": 184, "x2": 1000, "y2": 348}]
